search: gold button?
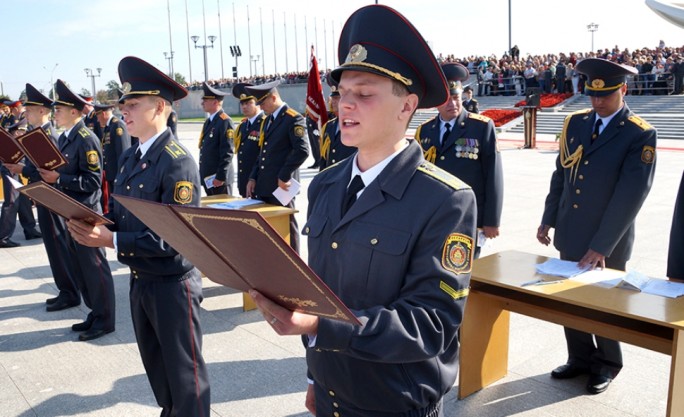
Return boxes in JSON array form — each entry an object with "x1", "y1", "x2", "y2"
[
  {"x1": 305, "y1": 227, "x2": 310, "y2": 233},
  {"x1": 129, "y1": 252, "x2": 134, "y2": 256},
  {"x1": 329, "y1": 390, "x2": 335, "y2": 397},
  {"x1": 573, "y1": 204, "x2": 579, "y2": 209},
  {"x1": 261, "y1": 165, "x2": 265, "y2": 169},
  {"x1": 120, "y1": 252, "x2": 125, "y2": 256},
  {"x1": 315, "y1": 348, "x2": 322, "y2": 352},
  {"x1": 440, "y1": 156, "x2": 445, "y2": 160},
  {"x1": 139, "y1": 184, "x2": 144, "y2": 188},
  {"x1": 262, "y1": 157, "x2": 266, "y2": 161},
  {"x1": 331, "y1": 242, "x2": 338, "y2": 249},
  {"x1": 333, "y1": 402, "x2": 339, "y2": 408},
  {"x1": 578, "y1": 174, "x2": 584, "y2": 180},
  {"x1": 264, "y1": 142, "x2": 268, "y2": 145},
  {"x1": 332, "y1": 149, "x2": 336, "y2": 153},
  {"x1": 575, "y1": 189, "x2": 580, "y2": 194},
  {"x1": 239, "y1": 169, "x2": 243, "y2": 172},
  {"x1": 126, "y1": 185, "x2": 131, "y2": 190},
  {"x1": 333, "y1": 412, "x2": 340, "y2": 417},
  {"x1": 370, "y1": 238, "x2": 378, "y2": 245},
  {"x1": 584, "y1": 160, "x2": 589, "y2": 165}
]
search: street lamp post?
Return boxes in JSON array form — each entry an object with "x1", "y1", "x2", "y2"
[
  {"x1": 84, "y1": 67, "x2": 101, "y2": 98},
  {"x1": 191, "y1": 35, "x2": 217, "y2": 82},
  {"x1": 587, "y1": 22, "x2": 599, "y2": 52},
  {"x1": 251, "y1": 55, "x2": 260, "y2": 77},
  {"x1": 163, "y1": 51, "x2": 175, "y2": 78},
  {"x1": 43, "y1": 63, "x2": 58, "y2": 99}
]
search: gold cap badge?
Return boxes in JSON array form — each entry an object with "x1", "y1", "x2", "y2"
[
  {"x1": 122, "y1": 82, "x2": 132, "y2": 94},
  {"x1": 591, "y1": 79, "x2": 605, "y2": 89},
  {"x1": 345, "y1": 44, "x2": 368, "y2": 64}
]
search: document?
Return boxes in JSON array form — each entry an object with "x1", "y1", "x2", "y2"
[
  {"x1": 535, "y1": 258, "x2": 591, "y2": 278},
  {"x1": 615, "y1": 271, "x2": 684, "y2": 298},
  {"x1": 14, "y1": 181, "x2": 112, "y2": 225},
  {"x1": 272, "y1": 178, "x2": 300, "y2": 206},
  {"x1": 203, "y1": 174, "x2": 216, "y2": 189},
  {"x1": 208, "y1": 198, "x2": 264, "y2": 210},
  {"x1": 113, "y1": 194, "x2": 360, "y2": 324},
  {"x1": 0, "y1": 128, "x2": 25, "y2": 164}
]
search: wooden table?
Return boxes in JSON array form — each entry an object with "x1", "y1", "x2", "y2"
[
  {"x1": 200, "y1": 194, "x2": 297, "y2": 311},
  {"x1": 459, "y1": 250, "x2": 684, "y2": 417}
]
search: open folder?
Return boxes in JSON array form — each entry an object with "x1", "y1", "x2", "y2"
[
  {"x1": 113, "y1": 194, "x2": 360, "y2": 325},
  {"x1": 0, "y1": 127, "x2": 66, "y2": 170},
  {"x1": 14, "y1": 180, "x2": 112, "y2": 226}
]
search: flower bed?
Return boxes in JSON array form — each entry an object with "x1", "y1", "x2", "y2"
[
  {"x1": 514, "y1": 92, "x2": 573, "y2": 108},
  {"x1": 481, "y1": 109, "x2": 522, "y2": 127}
]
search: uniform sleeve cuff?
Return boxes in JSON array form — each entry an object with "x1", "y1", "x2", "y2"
[{"x1": 313, "y1": 318, "x2": 355, "y2": 351}]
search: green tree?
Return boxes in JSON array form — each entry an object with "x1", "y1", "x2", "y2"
[{"x1": 174, "y1": 72, "x2": 187, "y2": 86}]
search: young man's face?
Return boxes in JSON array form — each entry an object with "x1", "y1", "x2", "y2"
[
  {"x1": 96, "y1": 111, "x2": 109, "y2": 127},
  {"x1": 24, "y1": 105, "x2": 46, "y2": 127},
  {"x1": 53, "y1": 105, "x2": 79, "y2": 129},
  {"x1": 337, "y1": 70, "x2": 413, "y2": 151},
  {"x1": 590, "y1": 85, "x2": 626, "y2": 118},
  {"x1": 201, "y1": 97, "x2": 221, "y2": 114},
  {"x1": 240, "y1": 99, "x2": 259, "y2": 118},
  {"x1": 119, "y1": 96, "x2": 160, "y2": 138}
]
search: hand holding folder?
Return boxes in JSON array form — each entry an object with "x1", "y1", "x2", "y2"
[{"x1": 0, "y1": 127, "x2": 66, "y2": 170}]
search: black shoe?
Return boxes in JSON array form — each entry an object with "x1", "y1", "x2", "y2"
[
  {"x1": 550, "y1": 363, "x2": 590, "y2": 379},
  {"x1": 46, "y1": 296, "x2": 59, "y2": 305},
  {"x1": 78, "y1": 327, "x2": 114, "y2": 342},
  {"x1": 24, "y1": 229, "x2": 42, "y2": 240},
  {"x1": 71, "y1": 319, "x2": 93, "y2": 332},
  {"x1": 45, "y1": 298, "x2": 80, "y2": 312},
  {"x1": 586, "y1": 374, "x2": 612, "y2": 394},
  {"x1": 0, "y1": 239, "x2": 20, "y2": 248}
]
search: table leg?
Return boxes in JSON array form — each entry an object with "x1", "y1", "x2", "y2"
[
  {"x1": 667, "y1": 329, "x2": 684, "y2": 417},
  {"x1": 459, "y1": 290, "x2": 510, "y2": 398}
]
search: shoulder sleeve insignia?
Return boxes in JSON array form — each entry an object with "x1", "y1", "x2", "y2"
[
  {"x1": 174, "y1": 181, "x2": 193, "y2": 204},
  {"x1": 441, "y1": 233, "x2": 474, "y2": 275},
  {"x1": 628, "y1": 115, "x2": 653, "y2": 131},
  {"x1": 226, "y1": 129, "x2": 235, "y2": 139},
  {"x1": 116, "y1": 127, "x2": 123, "y2": 136},
  {"x1": 285, "y1": 108, "x2": 299, "y2": 117},
  {"x1": 641, "y1": 145, "x2": 656, "y2": 164},
  {"x1": 294, "y1": 125, "x2": 305, "y2": 138},
  {"x1": 79, "y1": 127, "x2": 90, "y2": 138},
  {"x1": 219, "y1": 112, "x2": 229, "y2": 120},
  {"x1": 417, "y1": 162, "x2": 469, "y2": 190},
  {"x1": 468, "y1": 112, "x2": 491, "y2": 123},
  {"x1": 86, "y1": 150, "x2": 100, "y2": 169}
]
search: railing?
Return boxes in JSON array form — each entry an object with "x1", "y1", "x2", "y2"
[{"x1": 627, "y1": 73, "x2": 675, "y2": 96}]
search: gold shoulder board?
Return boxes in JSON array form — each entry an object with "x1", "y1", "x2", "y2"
[
  {"x1": 285, "y1": 108, "x2": 300, "y2": 117},
  {"x1": 468, "y1": 113, "x2": 491, "y2": 123},
  {"x1": 219, "y1": 112, "x2": 229, "y2": 120},
  {"x1": 417, "y1": 163, "x2": 469, "y2": 191},
  {"x1": 79, "y1": 127, "x2": 90, "y2": 137},
  {"x1": 628, "y1": 115, "x2": 653, "y2": 131}
]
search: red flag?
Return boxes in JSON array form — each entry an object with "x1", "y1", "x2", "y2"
[{"x1": 306, "y1": 46, "x2": 328, "y2": 129}]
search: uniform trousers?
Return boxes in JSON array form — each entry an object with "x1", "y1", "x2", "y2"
[
  {"x1": 0, "y1": 175, "x2": 37, "y2": 240},
  {"x1": 37, "y1": 205, "x2": 79, "y2": 301},
  {"x1": 130, "y1": 268, "x2": 210, "y2": 417},
  {"x1": 64, "y1": 230, "x2": 115, "y2": 331},
  {"x1": 314, "y1": 382, "x2": 443, "y2": 417},
  {"x1": 561, "y1": 252, "x2": 625, "y2": 378}
]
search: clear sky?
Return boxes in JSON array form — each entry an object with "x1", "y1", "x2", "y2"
[{"x1": 1, "y1": 0, "x2": 682, "y2": 100}]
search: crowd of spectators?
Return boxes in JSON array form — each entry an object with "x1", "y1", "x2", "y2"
[
  {"x1": 182, "y1": 42, "x2": 684, "y2": 98},
  {"x1": 438, "y1": 41, "x2": 684, "y2": 97}
]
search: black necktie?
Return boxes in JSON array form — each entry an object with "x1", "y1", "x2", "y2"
[
  {"x1": 442, "y1": 123, "x2": 451, "y2": 145},
  {"x1": 134, "y1": 148, "x2": 142, "y2": 163},
  {"x1": 343, "y1": 175, "x2": 365, "y2": 215},
  {"x1": 592, "y1": 119, "x2": 603, "y2": 142},
  {"x1": 266, "y1": 115, "x2": 275, "y2": 131}
]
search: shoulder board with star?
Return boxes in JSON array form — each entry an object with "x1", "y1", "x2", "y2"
[
  {"x1": 219, "y1": 112, "x2": 229, "y2": 120},
  {"x1": 78, "y1": 127, "x2": 90, "y2": 138},
  {"x1": 467, "y1": 112, "x2": 491, "y2": 123},
  {"x1": 417, "y1": 162, "x2": 470, "y2": 191},
  {"x1": 569, "y1": 108, "x2": 592, "y2": 120},
  {"x1": 285, "y1": 108, "x2": 300, "y2": 118},
  {"x1": 627, "y1": 115, "x2": 653, "y2": 131},
  {"x1": 164, "y1": 141, "x2": 188, "y2": 159}
]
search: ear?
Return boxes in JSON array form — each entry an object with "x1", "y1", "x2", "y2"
[{"x1": 399, "y1": 94, "x2": 419, "y2": 121}]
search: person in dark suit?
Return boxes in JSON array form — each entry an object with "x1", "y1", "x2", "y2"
[
  {"x1": 198, "y1": 82, "x2": 235, "y2": 196},
  {"x1": 556, "y1": 60, "x2": 567, "y2": 93},
  {"x1": 415, "y1": 63, "x2": 503, "y2": 258},
  {"x1": 39, "y1": 79, "x2": 115, "y2": 340},
  {"x1": 167, "y1": 108, "x2": 178, "y2": 138},
  {"x1": 249, "y1": 5, "x2": 476, "y2": 416},
  {"x1": 80, "y1": 95, "x2": 103, "y2": 140},
  {"x1": 244, "y1": 80, "x2": 309, "y2": 252},
  {"x1": 232, "y1": 83, "x2": 265, "y2": 198},
  {"x1": 93, "y1": 103, "x2": 131, "y2": 209},
  {"x1": 4, "y1": 83, "x2": 80, "y2": 305},
  {"x1": 67, "y1": 56, "x2": 210, "y2": 417},
  {"x1": 319, "y1": 78, "x2": 355, "y2": 170},
  {"x1": 461, "y1": 85, "x2": 479, "y2": 114},
  {"x1": 538, "y1": 58, "x2": 657, "y2": 394},
  {"x1": 668, "y1": 171, "x2": 684, "y2": 281}
]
